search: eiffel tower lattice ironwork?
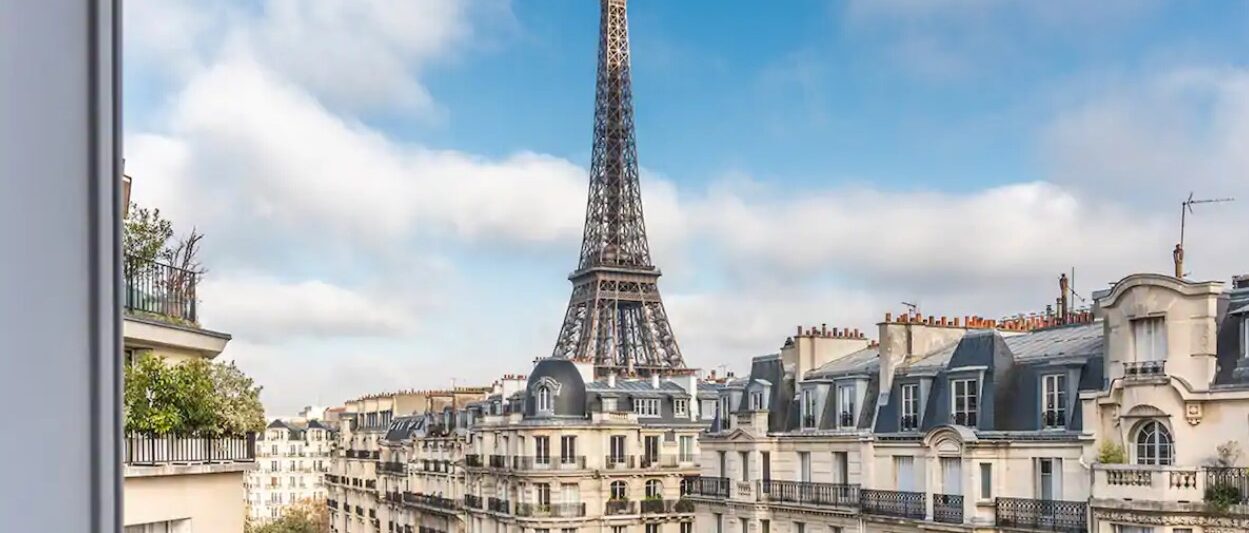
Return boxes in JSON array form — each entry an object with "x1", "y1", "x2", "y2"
[{"x1": 550, "y1": 0, "x2": 686, "y2": 377}]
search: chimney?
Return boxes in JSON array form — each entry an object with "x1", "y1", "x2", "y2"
[
  {"x1": 1058, "y1": 273, "x2": 1070, "y2": 321},
  {"x1": 651, "y1": 373, "x2": 660, "y2": 389},
  {"x1": 1174, "y1": 243, "x2": 1184, "y2": 279},
  {"x1": 608, "y1": 373, "x2": 616, "y2": 388}
]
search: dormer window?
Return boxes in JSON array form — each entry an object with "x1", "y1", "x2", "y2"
[
  {"x1": 634, "y1": 398, "x2": 660, "y2": 417},
  {"x1": 899, "y1": 384, "x2": 919, "y2": 431},
  {"x1": 1240, "y1": 319, "x2": 1248, "y2": 359},
  {"x1": 536, "y1": 386, "x2": 553, "y2": 413},
  {"x1": 951, "y1": 379, "x2": 979, "y2": 426},
  {"x1": 837, "y1": 384, "x2": 856, "y2": 428},
  {"x1": 1041, "y1": 374, "x2": 1066, "y2": 429},
  {"x1": 801, "y1": 390, "x2": 817, "y2": 428},
  {"x1": 750, "y1": 391, "x2": 765, "y2": 410},
  {"x1": 674, "y1": 398, "x2": 689, "y2": 416},
  {"x1": 603, "y1": 397, "x2": 618, "y2": 412}
]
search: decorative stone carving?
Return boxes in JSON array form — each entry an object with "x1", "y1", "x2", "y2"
[
  {"x1": 1093, "y1": 509, "x2": 1249, "y2": 529},
  {"x1": 1185, "y1": 401, "x2": 1203, "y2": 425}
]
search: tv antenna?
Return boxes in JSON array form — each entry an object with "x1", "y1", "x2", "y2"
[
  {"x1": 1175, "y1": 192, "x2": 1234, "y2": 278},
  {"x1": 901, "y1": 301, "x2": 919, "y2": 316}
]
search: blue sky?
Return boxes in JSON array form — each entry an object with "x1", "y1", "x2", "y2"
[{"x1": 123, "y1": 0, "x2": 1249, "y2": 415}]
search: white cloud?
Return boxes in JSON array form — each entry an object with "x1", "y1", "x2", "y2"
[{"x1": 200, "y1": 276, "x2": 420, "y2": 343}]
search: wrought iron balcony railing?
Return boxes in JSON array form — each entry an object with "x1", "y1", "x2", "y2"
[
  {"x1": 403, "y1": 492, "x2": 459, "y2": 512},
  {"x1": 839, "y1": 412, "x2": 855, "y2": 427},
  {"x1": 124, "y1": 433, "x2": 256, "y2": 465},
  {"x1": 464, "y1": 494, "x2": 483, "y2": 509},
  {"x1": 465, "y1": 454, "x2": 483, "y2": 467},
  {"x1": 514, "y1": 502, "x2": 586, "y2": 518},
  {"x1": 994, "y1": 497, "x2": 1088, "y2": 533},
  {"x1": 761, "y1": 480, "x2": 859, "y2": 507},
  {"x1": 1206, "y1": 467, "x2": 1249, "y2": 505},
  {"x1": 1123, "y1": 360, "x2": 1166, "y2": 379},
  {"x1": 953, "y1": 411, "x2": 978, "y2": 427},
  {"x1": 605, "y1": 455, "x2": 636, "y2": 469},
  {"x1": 933, "y1": 493, "x2": 963, "y2": 524},
  {"x1": 860, "y1": 489, "x2": 925, "y2": 519},
  {"x1": 378, "y1": 461, "x2": 406, "y2": 476},
  {"x1": 488, "y1": 455, "x2": 508, "y2": 469},
  {"x1": 124, "y1": 255, "x2": 199, "y2": 323},
  {"x1": 604, "y1": 499, "x2": 635, "y2": 515},
  {"x1": 684, "y1": 476, "x2": 730, "y2": 498},
  {"x1": 801, "y1": 414, "x2": 816, "y2": 428},
  {"x1": 1042, "y1": 410, "x2": 1066, "y2": 429},
  {"x1": 487, "y1": 497, "x2": 510, "y2": 514},
  {"x1": 640, "y1": 454, "x2": 678, "y2": 468}
]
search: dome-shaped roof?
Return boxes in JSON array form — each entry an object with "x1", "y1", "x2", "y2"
[{"x1": 523, "y1": 358, "x2": 587, "y2": 418}]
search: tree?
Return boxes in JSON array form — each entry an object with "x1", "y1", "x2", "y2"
[
  {"x1": 212, "y1": 360, "x2": 266, "y2": 435},
  {"x1": 247, "y1": 498, "x2": 328, "y2": 533},
  {"x1": 124, "y1": 354, "x2": 265, "y2": 436}
]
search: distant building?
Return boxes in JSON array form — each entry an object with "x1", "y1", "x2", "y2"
[
  {"x1": 246, "y1": 411, "x2": 339, "y2": 523},
  {"x1": 687, "y1": 273, "x2": 1249, "y2": 533}
]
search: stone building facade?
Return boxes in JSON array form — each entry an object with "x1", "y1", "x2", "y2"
[
  {"x1": 688, "y1": 272, "x2": 1249, "y2": 533},
  {"x1": 247, "y1": 412, "x2": 338, "y2": 523}
]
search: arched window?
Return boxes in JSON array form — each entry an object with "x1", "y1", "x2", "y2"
[
  {"x1": 645, "y1": 479, "x2": 663, "y2": 498},
  {"x1": 610, "y1": 480, "x2": 628, "y2": 500},
  {"x1": 536, "y1": 386, "x2": 552, "y2": 413},
  {"x1": 1135, "y1": 420, "x2": 1174, "y2": 465}
]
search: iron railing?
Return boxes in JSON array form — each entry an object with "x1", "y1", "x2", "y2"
[
  {"x1": 378, "y1": 461, "x2": 406, "y2": 476},
  {"x1": 994, "y1": 497, "x2": 1088, "y2": 533},
  {"x1": 488, "y1": 455, "x2": 507, "y2": 469},
  {"x1": 1205, "y1": 467, "x2": 1249, "y2": 504},
  {"x1": 933, "y1": 493, "x2": 963, "y2": 524},
  {"x1": 1042, "y1": 410, "x2": 1066, "y2": 428},
  {"x1": 1123, "y1": 360, "x2": 1166, "y2": 378},
  {"x1": 761, "y1": 480, "x2": 859, "y2": 507},
  {"x1": 465, "y1": 454, "x2": 483, "y2": 467},
  {"x1": 899, "y1": 414, "x2": 919, "y2": 431},
  {"x1": 514, "y1": 502, "x2": 586, "y2": 518},
  {"x1": 641, "y1": 454, "x2": 678, "y2": 468},
  {"x1": 464, "y1": 494, "x2": 483, "y2": 509},
  {"x1": 685, "y1": 476, "x2": 730, "y2": 498},
  {"x1": 605, "y1": 455, "x2": 636, "y2": 469},
  {"x1": 124, "y1": 255, "x2": 198, "y2": 323},
  {"x1": 953, "y1": 412, "x2": 978, "y2": 426},
  {"x1": 839, "y1": 412, "x2": 855, "y2": 427},
  {"x1": 487, "y1": 497, "x2": 510, "y2": 514},
  {"x1": 605, "y1": 499, "x2": 635, "y2": 515},
  {"x1": 860, "y1": 489, "x2": 925, "y2": 519},
  {"x1": 124, "y1": 433, "x2": 255, "y2": 465},
  {"x1": 403, "y1": 492, "x2": 459, "y2": 512}
]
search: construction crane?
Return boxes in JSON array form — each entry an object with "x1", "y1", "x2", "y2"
[{"x1": 1175, "y1": 192, "x2": 1235, "y2": 278}]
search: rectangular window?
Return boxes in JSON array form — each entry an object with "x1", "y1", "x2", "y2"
[
  {"x1": 701, "y1": 399, "x2": 716, "y2": 418},
  {"x1": 644, "y1": 435, "x2": 660, "y2": 463},
  {"x1": 1036, "y1": 458, "x2": 1062, "y2": 500},
  {"x1": 634, "y1": 398, "x2": 660, "y2": 417},
  {"x1": 1132, "y1": 316, "x2": 1167, "y2": 361},
  {"x1": 802, "y1": 389, "x2": 817, "y2": 428},
  {"x1": 798, "y1": 452, "x2": 811, "y2": 482},
  {"x1": 674, "y1": 398, "x2": 689, "y2": 416},
  {"x1": 719, "y1": 451, "x2": 727, "y2": 478},
  {"x1": 838, "y1": 385, "x2": 855, "y2": 427},
  {"x1": 979, "y1": 462, "x2": 992, "y2": 500},
  {"x1": 610, "y1": 435, "x2": 626, "y2": 462},
  {"x1": 832, "y1": 452, "x2": 848, "y2": 484},
  {"x1": 760, "y1": 520, "x2": 769, "y2": 533},
  {"x1": 646, "y1": 525, "x2": 659, "y2": 533},
  {"x1": 900, "y1": 384, "x2": 919, "y2": 431},
  {"x1": 740, "y1": 451, "x2": 750, "y2": 482},
  {"x1": 561, "y1": 483, "x2": 579, "y2": 504},
  {"x1": 951, "y1": 379, "x2": 979, "y2": 426},
  {"x1": 1041, "y1": 374, "x2": 1067, "y2": 428},
  {"x1": 560, "y1": 435, "x2": 576, "y2": 464},
  {"x1": 740, "y1": 518, "x2": 749, "y2": 533},
  {"x1": 1241, "y1": 320, "x2": 1248, "y2": 359},
  {"x1": 535, "y1": 436, "x2": 550, "y2": 464},
  {"x1": 751, "y1": 391, "x2": 765, "y2": 410},
  {"x1": 895, "y1": 456, "x2": 916, "y2": 492},
  {"x1": 603, "y1": 397, "x2": 618, "y2": 412},
  {"x1": 714, "y1": 514, "x2": 723, "y2": 533},
  {"x1": 679, "y1": 435, "x2": 694, "y2": 463},
  {"x1": 681, "y1": 523, "x2": 693, "y2": 533},
  {"x1": 940, "y1": 458, "x2": 962, "y2": 495},
  {"x1": 792, "y1": 523, "x2": 803, "y2": 533},
  {"x1": 536, "y1": 483, "x2": 551, "y2": 506}
]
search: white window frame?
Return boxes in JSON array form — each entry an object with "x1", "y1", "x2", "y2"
[
  {"x1": 801, "y1": 389, "x2": 817, "y2": 428},
  {"x1": 678, "y1": 435, "x2": 694, "y2": 463},
  {"x1": 900, "y1": 384, "x2": 919, "y2": 430},
  {"x1": 560, "y1": 435, "x2": 576, "y2": 463},
  {"x1": 1041, "y1": 374, "x2": 1066, "y2": 429},
  {"x1": 837, "y1": 384, "x2": 856, "y2": 428},
  {"x1": 535, "y1": 436, "x2": 550, "y2": 464},
  {"x1": 951, "y1": 378, "x2": 979, "y2": 426},
  {"x1": 1132, "y1": 316, "x2": 1167, "y2": 362},
  {"x1": 1134, "y1": 420, "x2": 1174, "y2": 466},
  {"x1": 633, "y1": 398, "x2": 660, "y2": 417},
  {"x1": 674, "y1": 398, "x2": 689, "y2": 416},
  {"x1": 536, "y1": 386, "x2": 553, "y2": 413},
  {"x1": 750, "y1": 390, "x2": 765, "y2": 410},
  {"x1": 1241, "y1": 319, "x2": 1248, "y2": 359}
]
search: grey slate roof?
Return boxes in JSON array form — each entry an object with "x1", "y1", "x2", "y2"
[
  {"x1": 1004, "y1": 322, "x2": 1103, "y2": 362},
  {"x1": 807, "y1": 346, "x2": 880, "y2": 379}
]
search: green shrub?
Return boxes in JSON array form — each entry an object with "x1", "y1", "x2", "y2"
[
  {"x1": 1097, "y1": 441, "x2": 1126, "y2": 464},
  {"x1": 1205, "y1": 483, "x2": 1243, "y2": 513}
]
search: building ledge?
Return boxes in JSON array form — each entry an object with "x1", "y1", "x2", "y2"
[
  {"x1": 123, "y1": 314, "x2": 232, "y2": 357},
  {"x1": 124, "y1": 461, "x2": 255, "y2": 478}
]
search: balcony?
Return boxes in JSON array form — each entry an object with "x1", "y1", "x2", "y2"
[
  {"x1": 124, "y1": 255, "x2": 199, "y2": 323},
  {"x1": 1206, "y1": 467, "x2": 1249, "y2": 506},
  {"x1": 839, "y1": 412, "x2": 855, "y2": 427},
  {"x1": 403, "y1": 492, "x2": 459, "y2": 514},
  {"x1": 378, "y1": 461, "x2": 406, "y2": 476},
  {"x1": 464, "y1": 494, "x2": 483, "y2": 509},
  {"x1": 684, "y1": 476, "x2": 730, "y2": 498},
  {"x1": 640, "y1": 454, "x2": 679, "y2": 469},
  {"x1": 1123, "y1": 360, "x2": 1166, "y2": 379},
  {"x1": 488, "y1": 455, "x2": 508, "y2": 469},
  {"x1": 604, "y1": 499, "x2": 636, "y2": 516},
  {"x1": 761, "y1": 480, "x2": 859, "y2": 508},
  {"x1": 514, "y1": 502, "x2": 586, "y2": 518},
  {"x1": 124, "y1": 433, "x2": 256, "y2": 466},
  {"x1": 860, "y1": 489, "x2": 925, "y2": 519},
  {"x1": 487, "y1": 497, "x2": 511, "y2": 514},
  {"x1": 512, "y1": 455, "x2": 586, "y2": 471},
  {"x1": 994, "y1": 497, "x2": 1088, "y2": 533},
  {"x1": 932, "y1": 493, "x2": 963, "y2": 524},
  {"x1": 604, "y1": 455, "x2": 636, "y2": 469},
  {"x1": 465, "y1": 454, "x2": 483, "y2": 468},
  {"x1": 953, "y1": 412, "x2": 978, "y2": 427},
  {"x1": 1041, "y1": 410, "x2": 1066, "y2": 429},
  {"x1": 1093, "y1": 464, "x2": 1203, "y2": 503}
]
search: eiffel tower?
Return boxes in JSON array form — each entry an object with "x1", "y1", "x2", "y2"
[{"x1": 550, "y1": 0, "x2": 687, "y2": 377}]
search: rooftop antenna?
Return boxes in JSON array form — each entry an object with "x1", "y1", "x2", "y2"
[
  {"x1": 1176, "y1": 192, "x2": 1235, "y2": 278},
  {"x1": 901, "y1": 301, "x2": 919, "y2": 317}
]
